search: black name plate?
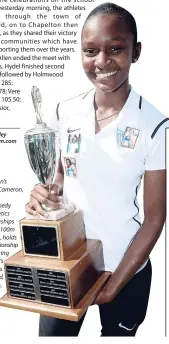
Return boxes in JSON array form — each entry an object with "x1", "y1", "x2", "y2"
[
  {"x1": 21, "y1": 225, "x2": 59, "y2": 257},
  {"x1": 5, "y1": 265, "x2": 70, "y2": 308}
]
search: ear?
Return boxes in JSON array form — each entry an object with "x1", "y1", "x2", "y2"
[{"x1": 132, "y1": 42, "x2": 142, "y2": 63}]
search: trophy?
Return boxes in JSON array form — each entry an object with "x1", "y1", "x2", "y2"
[
  {"x1": 0, "y1": 87, "x2": 109, "y2": 322},
  {"x1": 24, "y1": 85, "x2": 74, "y2": 218}
]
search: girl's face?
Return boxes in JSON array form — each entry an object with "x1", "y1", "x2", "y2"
[
  {"x1": 66, "y1": 160, "x2": 71, "y2": 167},
  {"x1": 81, "y1": 14, "x2": 141, "y2": 93}
]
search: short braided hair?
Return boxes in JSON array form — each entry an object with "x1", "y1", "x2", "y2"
[{"x1": 83, "y1": 2, "x2": 137, "y2": 46}]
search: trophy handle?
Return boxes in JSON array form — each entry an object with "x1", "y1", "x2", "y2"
[{"x1": 31, "y1": 86, "x2": 43, "y2": 124}]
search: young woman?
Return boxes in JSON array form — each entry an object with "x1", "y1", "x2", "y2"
[{"x1": 26, "y1": 2, "x2": 167, "y2": 336}]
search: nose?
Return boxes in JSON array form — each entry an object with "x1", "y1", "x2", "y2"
[{"x1": 94, "y1": 51, "x2": 111, "y2": 69}]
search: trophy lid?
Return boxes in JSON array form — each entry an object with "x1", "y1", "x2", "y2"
[
  {"x1": 24, "y1": 86, "x2": 58, "y2": 137},
  {"x1": 31, "y1": 85, "x2": 43, "y2": 124}
]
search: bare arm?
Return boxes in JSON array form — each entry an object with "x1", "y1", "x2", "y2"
[
  {"x1": 56, "y1": 156, "x2": 64, "y2": 195},
  {"x1": 95, "y1": 169, "x2": 166, "y2": 304}
]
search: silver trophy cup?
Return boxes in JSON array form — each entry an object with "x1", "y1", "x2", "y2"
[{"x1": 24, "y1": 86, "x2": 74, "y2": 218}]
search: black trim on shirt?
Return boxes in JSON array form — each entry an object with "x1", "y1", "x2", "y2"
[
  {"x1": 56, "y1": 89, "x2": 94, "y2": 121},
  {"x1": 82, "y1": 88, "x2": 94, "y2": 99},
  {"x1": 133, "y1": 216, "x2": 142, "y2": 227},
  {"x1": 151, "y1": 118, "x2": 169, "y2": 139},
  {"x1": 59, "y1": 91, "x2": 91, "y2": 104},
  {"x1": 139, "y1": 96, "x2": 142, "y2": 110},
  {"x1": 56, "y1": 103, "x2": 60, "y2": 121},
  {"x1": 123, "y1": 184, "x2": 142, "y2": 255},
  {"x1": 133, "y1": 185, "x2": 142, "y2": 228}
]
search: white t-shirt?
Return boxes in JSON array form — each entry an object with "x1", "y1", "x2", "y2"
[{"x1": 50, "y1": 88, "x2": 168, "y2": 272}]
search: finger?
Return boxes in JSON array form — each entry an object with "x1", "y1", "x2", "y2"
[
  {"x1": 93, "y1": 292, "x2": 106, "y2": 305},
  {"x1": 31, "y1": 189, "x2": 47, "y2": 204},
  {"x1": 34, "y1": 203, "x2": 47, "y2": 216},
  {"x1": 51, "y1": 184, "x2": 60, "y2": 192},
  {"x1": 48, "y1": 193, "x2": 61, "y2": 202},
  {"x1": 44, "y1": 199, "x2": 63, "y2": 209},
  {"x1": 34, "y1": 184, "x2": 49, "y2": 198},
  {"x1": 25, "y1": 203, "x2": 37, "y2": 216},
  {"x1": 43, "y1": 184, "x2": 60, "y2": 194},
  {"x1": 34, "y1": 184, "x2": 61, "y2": 202},
  {"x1": 29, "y1": 198, "x2": 46, "y2": 216},
  {"x1": 101, "y1": 273, "x2": 112, "y2": 292}
]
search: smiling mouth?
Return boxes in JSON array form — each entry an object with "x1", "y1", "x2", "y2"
[{"x1": 95, "y1": 70, "x2": 118, "y2": 78}]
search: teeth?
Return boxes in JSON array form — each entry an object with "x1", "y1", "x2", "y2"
[{"x1": 97, "y1": 71, "x2": 117, "y2": 78}]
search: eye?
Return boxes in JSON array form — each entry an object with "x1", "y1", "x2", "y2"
[
  {"x1": 83, "y1": 48, "x2": 98, "y2": 56},
  {"x1": 109, "y1": 46, "x2": 125, "y2": 54}
]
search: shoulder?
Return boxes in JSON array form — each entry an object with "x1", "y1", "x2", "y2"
[
  {"x1": 56, "y1": 88, "x2": 94, "y2": 121},
  {"x1": 136, "y1": 91, "x2": 169, "y2": 138}
]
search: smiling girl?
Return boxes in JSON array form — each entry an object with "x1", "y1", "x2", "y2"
[{"x1": 26, "y1": 2, "x2": 167, "y2": 336}]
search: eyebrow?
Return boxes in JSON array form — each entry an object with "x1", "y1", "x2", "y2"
[
  {"x1": 82, "y1": 36, "x2": 127, "y2": 44},
  {"x1": 108, "y1": 36, "x2": 127, "y2": 42}
]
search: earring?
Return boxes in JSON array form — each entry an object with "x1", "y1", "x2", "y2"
[{"x1": 133, "y1": 57, "x2": 138, "y2": 62}]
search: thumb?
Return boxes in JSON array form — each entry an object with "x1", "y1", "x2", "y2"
[
  {"x1": 51, "y1": 184, "x2": 60, "y2": 193},
  {"x1": 92, "y1": 291, "x2": 103, "y2": 305}
]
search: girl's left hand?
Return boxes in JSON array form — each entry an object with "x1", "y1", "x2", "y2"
[{"x1": 93, "y1": 273, "x2": 114, "y2": 305}]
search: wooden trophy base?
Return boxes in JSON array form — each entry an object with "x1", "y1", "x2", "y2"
[
  {"x1": 0, "y1": 211, "x2": 111, "y2": 321},
  {"x1": 0, "y1": 240, "x2": 110, "y2": 320},
  {"x1": 0, "y1": 273, "x2": 110, "y2": 321}
]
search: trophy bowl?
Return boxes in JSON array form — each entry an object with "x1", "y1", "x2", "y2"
[
  {"x1": 24, "y1": 123, "x2": 58, "y2": 211},
  {"x1": 24, "y1": 86, "x2": 59, "y2": 211},
  {"x1": 24, "y1": 86, "x2": 74, "y2": 217}
]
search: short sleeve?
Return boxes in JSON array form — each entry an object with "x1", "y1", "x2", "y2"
[
  {"x1": 48, "y1": 104, "x2": 63, "y2": 157},
  {"x1": 145, "y1": 123, "x2": 168, "y2": 171},
  {"x1": 49, "y1": 104, "x2": 59, "y2": 132}
]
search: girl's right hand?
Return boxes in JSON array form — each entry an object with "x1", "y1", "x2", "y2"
[{"x1": 25, "y1": 183, "x2": 62, "y2": 217}]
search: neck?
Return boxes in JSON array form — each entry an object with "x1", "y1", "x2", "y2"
[{"x1": 95, "y1": 79, "x2": 130, "y2": 112}]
